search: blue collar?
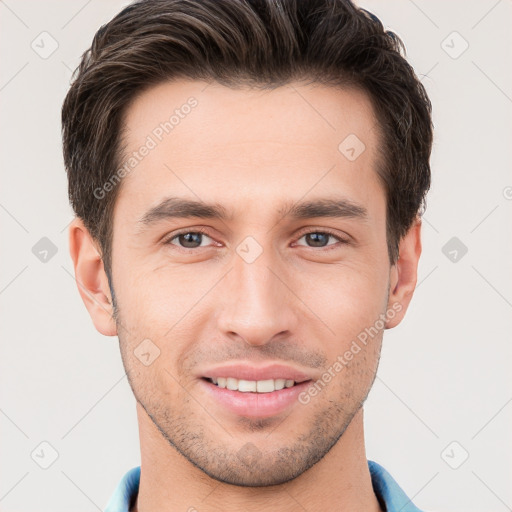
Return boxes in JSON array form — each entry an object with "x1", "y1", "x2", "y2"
[{"x1": 105, "y1": 460, "x2": 423, "y2": 512}]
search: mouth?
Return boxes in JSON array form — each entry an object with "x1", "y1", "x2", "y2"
[
  {"x1": 202, "y1": 376, "x2": 309, "y2": 393},
  {"x1": 197, "y1": 362, "x2": 315, "y2": 418},
  {"x1": 199, "y1": 376, "x2": 313, "y2": 418}
]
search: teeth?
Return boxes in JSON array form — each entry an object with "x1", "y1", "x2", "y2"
[
  {"x1": 274, "y1": 379, "x2": 286, "y2": 390},
  {"x1": 209, "y1": 377, "x2": 297, "y2": 393},
  {"x1": 239, "y1": 379, "x2": 257, "y2": 392},
  {"x1": 226, "y1": 377, "x2": 238, "y2": 390},
  {"x1": 256, "y1": 379, "x2": 274, "y2": 392}
]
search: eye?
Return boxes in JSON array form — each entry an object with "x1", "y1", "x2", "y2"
[
  {"x1": 164, "y1": 230, "x2": 216, "y2": 249},
  {"x1": 162, "y1": 228, "x2": 349, "y2": 251},
  {"x1": 295, "y1": 230, "x2": 348, "y2": 249}
]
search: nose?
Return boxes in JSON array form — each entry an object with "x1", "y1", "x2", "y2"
[{"x1": 216, "y1": 248, "x2": 299, "y2": 347}]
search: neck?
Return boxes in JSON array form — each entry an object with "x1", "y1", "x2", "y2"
[{"x1": 133, "y1": 404, "x2": 382, "y2": 512}]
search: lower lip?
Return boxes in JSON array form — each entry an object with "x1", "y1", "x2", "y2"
[{"x1": 200, "y1": 378, "x2": 312, "y2": 419}]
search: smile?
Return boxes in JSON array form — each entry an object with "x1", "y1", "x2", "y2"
[
  {"x1": 200, "y1": 377, "x2": 313, "y2": 418},
  {"x1": 206, "y1": 377, "x2": 298, "y2": 393}
]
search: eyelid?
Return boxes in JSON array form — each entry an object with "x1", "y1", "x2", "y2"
[
  {"x1": 294, "y1": 227, "x2": 351, "y2": 245},
  {"x1": 162, "y1": 227, "x2": 216, "y2": 247},
  {"x1": 162, "y1": 227, "x2": 351, "y2": 250}
]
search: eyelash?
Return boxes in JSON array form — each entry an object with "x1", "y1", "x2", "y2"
[
  {"x1": 162, "y1": 228, "x2": 350, "y2": 251},
  {"x1": 297, "y1": 229, "x2": 351, "y2": 249}
]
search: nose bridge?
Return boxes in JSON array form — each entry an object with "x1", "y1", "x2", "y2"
[{"x1": 217, "y1": 243, "x2": 297, "y2": 346}]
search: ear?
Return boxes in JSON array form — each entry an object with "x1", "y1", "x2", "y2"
[
  {"x1": 68, "y1": 217, "x2": 117, "y2": 336},
  {"x1": 385, "y1": 217, "x2": 422, "y2": 329}
]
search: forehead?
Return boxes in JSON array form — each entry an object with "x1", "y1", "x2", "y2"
[{"x1": 115, "y1": 79, "x2": 383, "y2": 225}]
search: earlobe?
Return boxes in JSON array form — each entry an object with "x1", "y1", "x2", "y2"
[
  {"x1": 385, "y1": 217, "x2": 422, "y2": 329},
  {"x1": 68, "y1": 218, "x2": 117, "y2": 336}
]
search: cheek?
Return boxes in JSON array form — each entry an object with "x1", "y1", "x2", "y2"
[
  {"x1": 293, "y1": 263, "x2": 388, "y2": 345},
  {"x1": 115, "y1": 267, "x2": 215, "y2": 382},
  {"x1": 115, "y1": 262, "x2": 202, "y2": 332}
]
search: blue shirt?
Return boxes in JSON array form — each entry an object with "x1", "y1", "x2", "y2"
[{"x1": 104, "y1": 460, "x2": 424, "y2": 512}]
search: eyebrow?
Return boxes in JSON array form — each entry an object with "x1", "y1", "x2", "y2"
[
  {"x1": 136, "y1": 195, "x2": 368, "y2": 232},
  {"x1": 137, "y1": 197, "x2": 231, "y2": 229},
  {"x1": 278, "y1": 197, "x2": 368, "y2": 221}
]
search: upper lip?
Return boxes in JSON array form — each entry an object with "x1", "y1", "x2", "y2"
[{"x1": 200, "y1": 363, "x2": 313, "y2": 383}]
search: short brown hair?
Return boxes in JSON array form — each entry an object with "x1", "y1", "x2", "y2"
[{"x1": 62, "y1": 0, "x2": 432, "y2": 280}]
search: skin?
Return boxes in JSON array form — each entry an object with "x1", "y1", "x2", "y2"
[{"x1": 69, "y1": 79, "x2": 422, "y2": 512}]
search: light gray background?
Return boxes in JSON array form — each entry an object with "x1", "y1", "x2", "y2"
[{"x1": 1, "y1": 1, "x2": 511, "y2": 511}]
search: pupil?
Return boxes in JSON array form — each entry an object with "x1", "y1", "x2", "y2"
[
  {"x1": 180, "y1": 232, "x2": 202, "y2": 248},
  {"x1": 307, "y1": 232, "x2": 328, "y2": 247}
]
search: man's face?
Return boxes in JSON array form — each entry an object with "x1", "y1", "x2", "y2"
[{"x1": 111, "y1": 80, "x2": 393, "y2": 486}]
